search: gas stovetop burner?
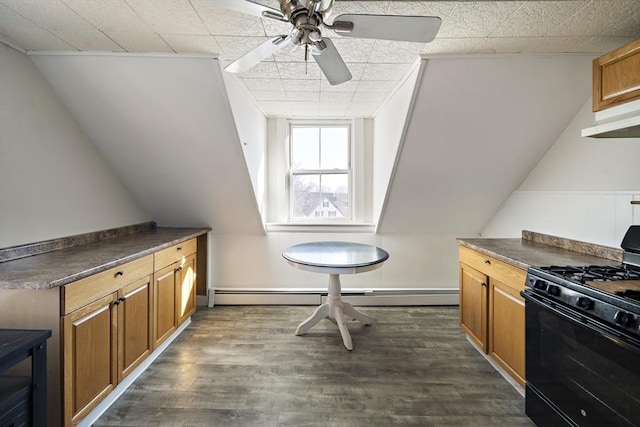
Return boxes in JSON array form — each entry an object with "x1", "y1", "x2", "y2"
[{"x1": 541, "y1": 264, "x2": 640, "y2": 284}]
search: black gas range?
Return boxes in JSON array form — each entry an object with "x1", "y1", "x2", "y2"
[{"x1": 522, "y1": 226, "x2": 640, "y2": 427}]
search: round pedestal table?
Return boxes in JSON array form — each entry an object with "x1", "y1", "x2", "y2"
[{"x1": 282, "y1": 241, "x2": 389, "y2": 350}]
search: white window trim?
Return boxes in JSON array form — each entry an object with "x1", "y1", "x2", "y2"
[{"x1": 266, "y1": 117, "x2": 372, "y2": 231}]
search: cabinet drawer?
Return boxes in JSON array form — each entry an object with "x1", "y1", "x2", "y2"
[
  {"x1": 62, "y1": 255, "x2": 153, "y2": 315},
  {"x1": 154, "y1": 239, "x2": 197, "y2": 271},
  {"x1": 459, "y1": 246, "x2": 526, "y2": 292}
]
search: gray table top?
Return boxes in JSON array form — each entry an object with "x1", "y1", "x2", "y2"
[{"x1": 283, "y1": 241, "x2": 389, "y2": 270}]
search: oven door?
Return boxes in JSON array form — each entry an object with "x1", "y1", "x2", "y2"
[{"x1": 522, "y1": 290, "x2": 640, "y2": 427}]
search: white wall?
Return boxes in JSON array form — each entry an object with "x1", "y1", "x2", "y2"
[
  {"x1": 373, "y1": 60, "x2": 422, "y2": 227},
  {"x1": 222, "y1": 70, "x2": 268, "y2": 222},
  {"x1": 0, "y1": 44, "x2": 150, "y2": 248},
  {"x1": 482, "y1": 99, "x2": 640, "y2": 247}
]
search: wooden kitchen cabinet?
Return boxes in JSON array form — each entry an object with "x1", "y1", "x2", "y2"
[
  {"x1": 62, "y1": 293, "x2": 118, "y2": 425},
  {"x1": 61, "y1": 256, "x2": 153, "y2": 426},
  {"x1": 117, "y1": 276, "x2": 153, "y2": 382},
  {"x1": 489, "y1": 278, "x2": 525, "y2": 386},
  {"x1": 459, "y1": 245, "x2": 527, "y2": 387},
  {"x1": 593, "y1": 38, "x2": 640, "y2": 111},
  {"x1": 152, "y1": 239, "x2": 197, "y2": 348},
  {"x1": 459, "y1": 263, "x2": 488, "y2": 352}
]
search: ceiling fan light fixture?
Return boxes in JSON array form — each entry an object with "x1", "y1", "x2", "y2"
[
  {"x1": 310, "y1": 40, "x2": 327, "y2": 55},
  {"x1": 309, "y1": 30, "x2": 322, "y2": 42}
]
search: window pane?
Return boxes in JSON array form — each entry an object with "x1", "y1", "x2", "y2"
[
  {"x1": 291, "y1": 127, "x2": 319, "y2": 169},
  {"x1": 320, "y1": 174, "x2": 349, "y2": 218},
  {"x1": 291, "y1": 174, "x2": 320, "y2": 218},
  {"x1": 320, "y1": 127, "x2": 348, "y2": 169}
]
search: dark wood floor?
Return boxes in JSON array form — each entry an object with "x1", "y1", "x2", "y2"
[{"x1": 94, "y1": 306, "x2": 535, "y2": 426}]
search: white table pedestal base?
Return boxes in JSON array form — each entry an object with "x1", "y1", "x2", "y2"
[{"x1": 295, "y1": 274, "x2": 373, "y2": 350}]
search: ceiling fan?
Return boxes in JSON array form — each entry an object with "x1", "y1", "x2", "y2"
[{"x1": 207, "y1": 0, "x2": 441, "y2": 85}]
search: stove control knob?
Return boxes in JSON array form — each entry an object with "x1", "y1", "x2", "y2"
[
  {"x1": 547, "y1": 285, "x2": 561, "y2": 296},
  {"x1": 576, "y1": 297, "x2": 594, "y2": 310},
  {"x1": 533, "y1": 280, "x2": 548, "y2": 291},
  {"x1": 614, "y1": 311, "x2": 634, "y2": 327}
]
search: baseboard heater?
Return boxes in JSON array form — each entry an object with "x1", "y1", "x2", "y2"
[{"x1": 209, "y1": 288, "x2": 459, "y2": 307}]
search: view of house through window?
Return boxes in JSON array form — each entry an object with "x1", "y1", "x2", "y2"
[{"x1": 289, "y1": 124, "x2": 350, "y2": 220}]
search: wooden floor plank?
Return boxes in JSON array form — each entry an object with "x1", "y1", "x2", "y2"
[{"x1": 94, "y1": 306, "x2": 534, "y2": 426}]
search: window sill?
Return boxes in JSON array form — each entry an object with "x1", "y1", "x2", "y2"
[{"x1": 265, "y1": 223, "x2": 376, "y2": 233}]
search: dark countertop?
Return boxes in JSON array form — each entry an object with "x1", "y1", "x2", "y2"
[
  {"x1": 457, "y1": 237, "x2": 622, "y2": 271},
  {"x1": 0, "y1": 227, "x2": 209, "y2": 290}
]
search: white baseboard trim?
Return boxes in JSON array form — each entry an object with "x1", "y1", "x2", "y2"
[
  {"x1": 209, "y1": 288, "x2": 459, "y2": 306},
  {"x1": 77, "y1": 319, "x2": 192, "y2": 427}
]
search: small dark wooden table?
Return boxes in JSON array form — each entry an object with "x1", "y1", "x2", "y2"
[
  {"x1": 0, "y1": 329, "x2": 51, "y2": 426},
  {"x1": 283, "y1": 241, "x2": 389, "y2": 350}
]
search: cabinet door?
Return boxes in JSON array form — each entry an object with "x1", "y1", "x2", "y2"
[
  {"x1": 459, "y1": 263, "x2": 488, "y2": 352},
  {"x1": 177, "y1": 253, "x2": 197, "y2": 326},
  {"x1": 118, "y1": 276, "x2": 153, "y2": 382},
  {"x1": 62, "y1": 293, "x2": 118, "y2": 425},
  {"x1": 153, "y1": 263, "x2": 178, "y2": 347},
  {"x1": 489, "y1": 279, "x2": 525, "y2": 386}
]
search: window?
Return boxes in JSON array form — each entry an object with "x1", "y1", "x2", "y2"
[{"x1": 289, "y1": 124, "x2": 351, "y2": 221}]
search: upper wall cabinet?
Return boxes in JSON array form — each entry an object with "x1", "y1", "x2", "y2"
[{"x1": 593, "y1": 38, "x2": 640, "y2": 112}]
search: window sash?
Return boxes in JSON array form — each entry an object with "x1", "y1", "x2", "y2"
[{"x1": 287, "y1": 123, "x2": 352, "y2": 222}]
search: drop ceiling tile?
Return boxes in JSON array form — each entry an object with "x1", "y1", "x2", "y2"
[
  {"x1": 161, "y1": 34, "x2": 220, "y2": 54},
  {"x1": 361, "y1": 63, "x2": 411, "y2": 81},
  {"x1": 368, "y1": 40, "x2": 425, "y2": 63},
  {"x1": 56, "y1": 29, "x2": 124, "y2": 51},
  {"x1": 282, "y1": 79, "x2": 321, "y2": 92},
  {"x1": 319, "y1": 108, "x2": 349, "y2": 118},
  {"x1": 388, "y1": 1, "x2": 457, "y2": 19},
  {"x1": 287, "y1": 91, "x2": 320, "y2": 101},
  {"x1": 2, "y1": 0, "x2": 93, "y2": 31},
  {"x1": 438, "y1": 1, "x2": 524, "y2": 38},
  {"x1": 420, "y1": 37, "x2": 478, "y2": 54},
  {"x1": 108, "y1": 31, "x2": 173, "y2": 52},
  {"x1": 520, "y1": 36, "x2": 590, "y2": 53},
  {"x1": 0, "y1": 3, "x2": 75, "y2": 50},
  {"x1": 262, "y1": 17, "x2": 291, "y2": 37},
  {"x1": 277, "y1": 61, "x2": 323, "y2": 80},
  {"x1": 348, "y1": 102, "x2": 379, "y2": 117},
  {"x1": 238, "y1": 61, "x2": 280, "y2": 79},
  {"x1": 491, "y1": 1, "x2": 590, "y2": 37},
  {"x1": 243, "y1": 77, "x2": 285, "y2": 91},
  {"x1": 547, "y1": 0, "x2": 639, "y2": 36},
  {"x1": 351, "y1": 92, "x2": 388, "y2": 103},
  {"x1": 329, "y1": 1, "x2": 390, "y2": 18},
  {"x1": 252, "y1": 90, "x2": 288, "y2": 101},
  {"x1": 62, "y1": 0, "x2": 150, "y2": 33},
  {"x1": 576, "y1": 36, "x2": 638, "y2": 53},
  {"x1": 611, "y1": 12, "x2": 640, "y2": 38},
  {"x1": 320, "y1": 78, "x2": 359, "y2": 93},
  {"x1": 125, "y1": 0, "x2": 209, "y2": 35},
  {"x1": 214, "y1": 35, "x2": 270, "y2": 61},
  {"x1": 356, "y1": 80, "x2": 397, "y2": 93},
  {"x1": 193, "y1": 2, "x2": 265, "y2": 37},
  {"x1": 330, "y1": 38, "x2": 376, "y2": 63},
  {"x1": 320, "y1": 92, "x2": 354, "y2": 102},
  {"x1": 471, "y1": 37, "x2": 530, "y2": 54}
]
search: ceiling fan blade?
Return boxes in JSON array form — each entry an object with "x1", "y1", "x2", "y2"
[
  {"x1": 225, "y1": 35, "x2": 292, "y2": 74},
  {"x1": 205, "y1": 0, "x2": 287, "y2": 21},
  {"x1": 331, "y1": 14, "x2": 441, "y2": 43},
  {"x1": 312, "y1": 38, "x2": 352, "y2": 86}
]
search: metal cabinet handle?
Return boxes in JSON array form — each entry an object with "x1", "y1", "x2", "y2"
[
  {"x1": 175, "y1": 266, "x2": 183, "y2": 272},
  {"x1": 484, "y1": 260, "x2": 491, "y2": 265},
  {"x1": 177, "y1": 247, "x2": 182, "y2": 251},
  {"x1": 481, "y1": 282, "x2": 487, "y2": 287},
  {"x1": 115, "y1": 271, "x2": 124, "y2": 277}
]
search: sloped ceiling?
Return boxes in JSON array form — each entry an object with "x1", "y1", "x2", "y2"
[
  {"x1": 377, "y1": 54, "x2": 594, "y2": 234},
  {"x1": 30, "y1": 53, "x2": 265, "y2": 233}
]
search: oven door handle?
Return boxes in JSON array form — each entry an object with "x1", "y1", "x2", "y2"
[{"x1": 522, "y1": 289, "x2": 640, "y2": 352}]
